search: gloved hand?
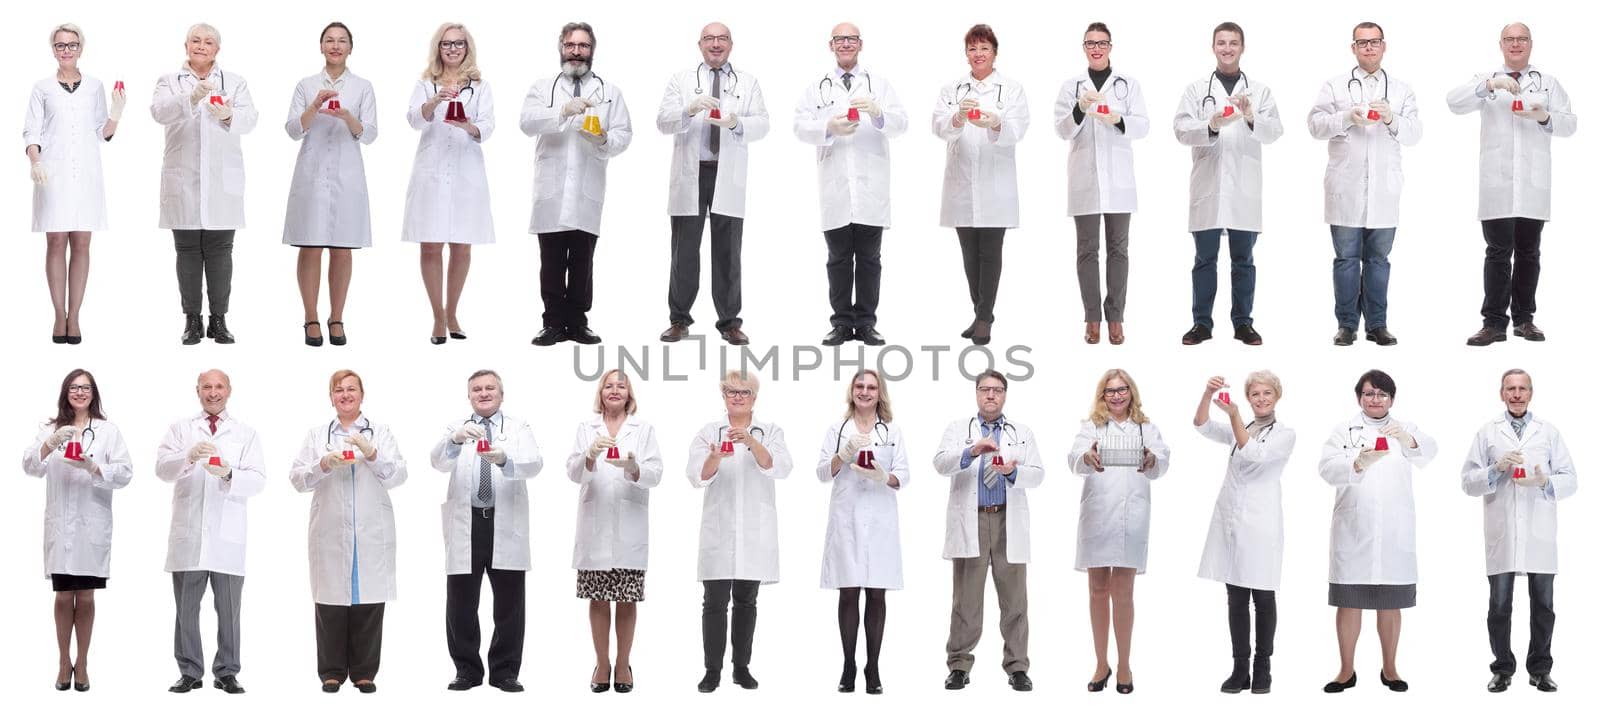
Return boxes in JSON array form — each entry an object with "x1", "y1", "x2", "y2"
[
  {"x1": 970, "y1": 110, "x2": 1001, "y2": 129},
  {"x1": 320, "y1": 451, "x2": 354, "y2": 471},
  {"x1": 586, "y1": 436, "x2": 617, "y2": 462},
  {"x1": 1209, "y1": 108, "x2": 1242, "y2": 130},
  {"x1": 827, "y1": 114, "x2": 859, "y2": 137},
  {"x1": 1233, "y1": 94, "x2": 1255, "y2": 121},
  {"x1": 187, "y1": 441, "x2": 217, "y2": 463},
  {"x1": 1354, "y1": 447, "x2": 1386, "y2": 472},
  {"x1": 1493, "y1": 450, "x2": 1524, "y2": 474},
  {"x1": 1083, "y1": 442, "x2": 1105, "y2": 472},
  {"x1": 1093, "y1": 109, "x2": 1122, "y2": 125},
  {"x1": 1379, "y1": 423, "x2": 1414, "y2": 449},
  {"x1": 480, "y1": 445, "x2": 507, "y2": 467},
  {"x1": 705, "y1": 109, "x2": 739, "y2": 129},
  {"x1": 453, "y1": 423, "x2": 486, "y2": 444},
  {"x1": 30, "y1": 162, "x2": 48, "y2": 186},
  {"x1": 1077, "y1": 90, "x2": 1102, "y2": 112},
  {"x1": 1485, "y1": 76, "x2": 1521, "y2": 94},
  {"x1": 44, "y1": 425, "x2": 78, "y2": 451},
  {"x1": 202, "y1": 458, "x2": 231, "y2": 478},
  {"x1": 1137, "y1": 449, "x2": 1156, "y2": 473},
  {"x1": 1513, "y1": 105, "x2": 1551, "y2": 123},
  {"x1": 606, "y1": 451, "x2": 641, "y2": 475},
  {"x1": 686, "y1": 94, "x2": 719, "y2": 116},
  {"x1": 850, "y1": 96, "x2": 882, "y2": 119},
  {"x1": 430, "y1": 85, "x2": 459, "y2": 105},
  {"x1": 190, "y1": 80, "x2": 216, "y2": 105},
  {"x1": 954, "y1": 97, "x2": 978, "y2": 126},
  {"x1": 109, "y1": 86, "x2": 126, "y2": 121},
  {"x1": 561, "y1": 97, "x2": 592, "y2": 118},
  {"x1": 206, "y1": 100, "x2": 233, "y2": 123},
  {"x1": 850, "y1": 461, "x2": 889, "y2": 484},
  {"x1": 836, "y1": 433, "x2": 871, "y2": 463},
  {"x1": 1369, "y1": 98, "x2": 1394, "y2": 124},
  {"x1": 579, "y1": 126, "x2": 606, "y2": 145},
  {"x1": 1516, "y1": 464, "x2": 1550, "y2": 488},
  {"x1": 1350, "y1": 106, "x2": 1377, "y2": 126},
  {"x1": 344, "y1": 433, "x2": 374, "y2": 458}
]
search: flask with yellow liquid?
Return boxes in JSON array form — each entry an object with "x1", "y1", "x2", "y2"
[{"x1": 581, "y1": 110, "x2": 603, "y2": 136}]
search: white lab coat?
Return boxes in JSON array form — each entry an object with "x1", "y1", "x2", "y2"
[
  {"x1": 1445, "y1": 67, "x2": 1577, "y2": 221},
  {"x1": 288, "y1": 416, "x2": 407, "y2": 605},
  {"x1": 24, "y1": 75, "x2": 110, "y2": 232},
  {"x1": 1172, "y1": 74, "x2": 1284, "y2": 232},
  {"x1": 657, "y1": 64, "x2": 770, "y2": 218},
  {"x1": 429, "y1": 412, "x2": 542, "y2": 574},
  {"x1": 1307, "y1": 70, "x2": 1422, "y2": 228},
  {"x1": 153, "y1": 412, "x2": 268, "y2": 576},
  {"x1": 933, "y1": 72, "x2": 1030, "y2": 228},
  {"x1": 816, "y1": 419, "x2": 909, "y2": 589},
  {"x1": 1194, "y1": 419, "x2": 1296, "y2": 591},
  {"x1": 281, "y1": 71, "x2": 377, "y2": 248},
  {"x1": 520, "y1": 73, "x2": 633, "y2": 236},
  {"x1": 22, "y1": 420, "x2": 134, "y2": 579},
  {"x1": 566, "y1": 415, "x2": 665, "y2": 571},
  {"x1": 1070, "y1": 419, "x2": 1171, "y2": 572},
  {"x1": 793, "y1": 66, "x2": 909, "y2": 231},
  {"x1": 151, "y1": 63, "x2": 258, "y2": 230},
  {"x1": 687, "y1": 417, "x2": 793, "y2": 583},
  {"x1": 1460, "y1": 412, "x2": 1578, "y2": 576},
  {"x1": 402, "y1": 78, "x2": 497, "y2": 244},
  {"x1": 932, "y1": 416, "x2": 1045, "y2": 563},
  {"x1": 1317, "y1": 414, "x2": 1437, "y2": 585},
  {"x1": 1054, "y1": 71, "x2": 1150, "y2": 215}
]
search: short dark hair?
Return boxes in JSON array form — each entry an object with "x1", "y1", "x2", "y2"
[
  {"x1": 1352, "y1": 21, "x2": 1383, "y2": 40},
  {"x1": 975, "y1": 370, "x2": 1008, "y2": 390},
  {"x1": 1213, "y1": 21, "x2": 1244, "y2": 45},
  {"x1": 1354, "y1": 369, "x2": 1397, "y2": 398},
  {"x1": 321, "y1": 21, "x2": 352, "y2": 47},
  {"x1": 1085, "y1": 22, "x2": 1111, "y2": 40},
  {"x1": 964, "y1": 24, "x2": 998, "y2": 52}
]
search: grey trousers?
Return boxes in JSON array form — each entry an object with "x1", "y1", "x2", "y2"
[
  {"x1": 1074, "y1": 213, "x2": 1131, "y2": 322},
  {"x1": 668, "y1": 163, "x2": 745, "y2": 331},
  {"x1": 946, "y1": 510, "x2": 1029, "y2": 673},
  {"x1": 172, "y1": 229, "x2": 235, "y2": 315},
  {"x1": 173, "y1": 570, "x2": 245, "y2": 679}
]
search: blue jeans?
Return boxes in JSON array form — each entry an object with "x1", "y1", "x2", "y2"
[
  {"x1": 1191, "y1": 229, "x2": 1258, "y2": 330},
  {"x1": 1329, "y1": 225, "x2": 1395, "y2": 330}
]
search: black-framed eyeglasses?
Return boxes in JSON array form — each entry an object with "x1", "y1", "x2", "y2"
[
  {"x1": 561, "y1": 42, "x2": 593, "y2": 52},
  {"x1": 722, "y1": 388, "x2": 754, "y2": 399},
  {"x1": 53, "y1": 42, "x2": 82, "y2": 52},
  {"x1": 1083, "y1": 40, "x2": 1112, "y2": 50},
  {"x1": 67, "y1": 385, "x2": 95, "y2": 395},
  {"x1": 830, "y1": 35, "x2": 861, "y2": 46},
  {"x1": 1353, "y1": 38, "x2": 1385, "y2": 49},
  {"x1": 1103, "y1": 386, "x2": 1131, "y2": 397},
  {"x1": 439, "y1": 40, "x2": 468, "y2": 50}
]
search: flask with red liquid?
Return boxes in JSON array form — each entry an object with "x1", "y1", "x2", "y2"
[
  {"x1": 847, "y1": 107, "x2": 860, "y2": 122},
  {"x1": 328, "y1": 99, "x2": 342, "y2": 111},
  {"x1": 720, "y1": 440, "x2": 735, "y2": 454},
  {"x1": 606, "y1": 445, "x2": 621, "y2": 460},
  {"x1": 1513, "y1": 466, "x2": 1527, "y2": 479},
  {"x1": 208, "y1": 455, "x2": 222, "y2": 466},
  {"x1": 709, "y1": 108, "x2": 721, "y2": 119},
  {"x1": 1374, "y1": 436, "x2": 1389, "y2": 451},
  {"x1": 1097, "y1": 104, "x2": 1110, "y2": 114},
  {"x1": 1222, "y1": 105, "x2": 1235, "y2": 117},
  {"x1": 1512, "y1": 99, "x2": 1525, "y2": 111},
  {"x1": 342, "y1": 449, "x2": 356, "y2": 461},
  {"x1": 1366, "y1": 108, "x2": 1381, "y2": 121},
  {"x1": 476, "y1": 439, "x2": 491, "y2": 453},
  {"x1": 63, "y1": 440, "x2": 84, "y2": 461},
  {"x1": 114, "y1": 80, "x2": 125, "y2": 92},
  {"x1": 856, "y1": 449, "x2": 875, "y2": 469},
  {"x1": 446, "y1": 100, "x2": 466, "y2": 122},
  {"x1": 1218, "y1": 391, "x2": 1231, "y2": 405}
]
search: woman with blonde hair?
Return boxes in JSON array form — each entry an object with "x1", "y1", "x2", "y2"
[
  {"x1": 403, "y1": 22, "x2": 496, "y2": 344},
  {"x1": 566, "y1": 369, "x2": 663, "y2": 693},
  {"x1": 1069, "y1": 368, "x2": 1169, "y2": 694}
]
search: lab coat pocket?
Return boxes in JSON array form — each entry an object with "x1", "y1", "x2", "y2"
[
  {"x1": 582, "y1": 168, "x2": 607, "y2": 203},
  {"x1": 222, "y1": 167, "x2": 246, "y2": 197},
  {"x1": 534, "y1": 157, "x2": 563, "y2": 199},
  {"x1": 1531, "y1": 150, "x2": 1552, "y2": 190},
  {"x1": 219, "y1": 499, "x2": 247, "y2": 543}
]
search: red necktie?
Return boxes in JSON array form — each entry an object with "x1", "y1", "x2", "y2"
[
  {"x1": 207, "y1": 414, "x2": 219, "y2": 435},
  {"x1": 1509, "y1": 72, "x2": 1521, "y2": 80}
]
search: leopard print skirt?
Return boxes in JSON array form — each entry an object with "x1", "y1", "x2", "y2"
[{"x1": 576, "y1": 569, "x2": 646, "y2": 602}]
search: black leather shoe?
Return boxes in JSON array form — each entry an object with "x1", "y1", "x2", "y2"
[
  {"x1": 1366, "y1": 327, "x2": 1399, "y2": 346},
  {"x1": 697, "y1": 670, "x2": 720, "y2": 693},
  {"x1": 857, "y1": 327, "x2": 886, "y2": 346},
  {"x1": 207, "y1": 314, "x2": 235, "y2": 344},
  {"x1": 838, "y1": 662, "x2": 856, "y2": 693},
  {"x1": 863, "y1": 665, "x2": 882, "y2": 694},
  {"x1": 1009, "y1": 671, "x2": 1033, "y2": 692},
  {"x1": 446, "y1": 677, "x2": 479, "y2": 691},
  {"x1": 1379, "y1": 670, "x2": 1408, "y2": 692},
  {"x1": 660, "y1": 322, "x2": 690, "y2": 342},
  {"x1": 490, "y1": 678, "x2": 525, "y2": 693},
  {"x1": 182, "y1": 314, "x2": 204, "y2": 345},
  {"x1": 1529, "y1": 673, "x2": 1558, "y2": 692},
  {"x1": 1323, "y1": 672, "x2": 1357, "y2": 693},
  {"x1": 214, "y1": 675, "x2": 246, "y2": 694},
  {"x1": 822, "y1": 326, "x2": 853, "y2": 346},
  {"x1": 169, "y1": 675, "x2": 204, "y2": 693},
  {"x1": 1234, "y1": 324, "x2": 1263, "y2": 345},
  {"x1": 569, "y1": 326, "x2": 603, "y2": 344},
  {"x1": 1487, "y1": 672, "x2": 1512, "y2": 692},
  {"x1": 354, "y1": 681, "x2": 377, "y2": 694},
  {"x1": 731, "y1": 667, "x2": 758, "y2": 689},
  {"x1": 591, "y1": 666, "x2": 611, "y2": 693},
  {"x1": 1466, "y1": 327, "x2": 1507, "y2": 346},
  {"x1": 720, "y1": 327, "x2": 750, "y2": 346},
  {"x1": 1181, "y1": 324, "x2": 1212, "y2": 345},
  {"x1": 944, "y1": 669, "x2": 969, "y2": 690},
  {"x1": 971, "y1": 320, "x2": 991, "y2": 346},
  {"x1": 321, "y1": 680, "x2": 342, "y2": 693},
  {"x1": 326, "y1": 320, "x2": 347, "y2": 346},
  {"x1": 1250, "y1": 656, "x2": 1272, "y2": 694},
  {"x1": 613, "y1": 666, "x2": 633, "y2": 693},
  {"x1": 1514, "y1": 323, "x2": 1547, "y2": 342},
  {"x1": 1333, "y1": 327, "x2": 1357, "y2": 346},
  {"x1": 304, "y1": 321, "x2": 323, "y2": 347},
  {"x1": 960, "y1": 321, "x2": 977, "y2": 339},
  {"x1": 532, "y1": 326, "x2": 565, "y2": 346}
]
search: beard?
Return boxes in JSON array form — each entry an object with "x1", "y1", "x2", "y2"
[{"x1": 561, "y1": 59, "x2": 591, "y2": 78}]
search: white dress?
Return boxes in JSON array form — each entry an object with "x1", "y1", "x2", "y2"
[
  {"x1": 402, "y1": 78, "x2": 496, "y2": 244},
  {"x1": 281, "y1": 70, "x2": 378, "y2": 248},
  {"x1": 815, "y1": 420, "x2": 909, "y2": 590},
  {"x1": 24, "y1": 76, "x2": 110, "y2": 232}
]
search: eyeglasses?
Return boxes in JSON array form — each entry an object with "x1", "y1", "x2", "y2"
[
  {"x1": 1103, "y1": 386, "x2": 1131, "y2": 397},
  {"x1": 1500, "y1": 36, "x2": 1531, "y2": 46},
  {"x1": 67, "y1": 385, "x2": 95, "y2": 394},
  {"x1": 977, "y1": 386, "x2": 1007, "y2": 395},
  {"x1": 561, "y1": 42, "x2": 593, "y2": 52},
  {"x1": 438, "y1": 40, "x2": 468, "y2": 50},
  {"x1": 830, "y1": 35, "x2": 861, "y2": 46},
  {"x1": 1361, "y1": 390, "x2": 1392, "y2": 400},
  {"x1": 722, "y1": 388, "x2": 753, "y2": 399},
  {"x1": 700, "y1": 34, "x2": 731, "y2": 44},
  {"x1": 1083, "y1": 40, "x2": 1111, "y2": 50},
  {"x1": 1353, "y1": 38, "x2": 1385, "y2": 49},
  {"x1": 53, "y1": 42, "x2": 82, "y2": 52}
]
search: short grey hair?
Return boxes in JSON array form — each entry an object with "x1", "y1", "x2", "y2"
[
  {"x1": 187, "y1": 23, "x2": 221, "y2": 44},
  {"x1": 1243, "y1": 369, "x2": 1283, "y2": 399},
  {"x1": 1501, "y1": 368, "x2": 1532, "y2": 388},
  {"x1": 720, "y1": 369, "x2": 759, "y2": 396}
]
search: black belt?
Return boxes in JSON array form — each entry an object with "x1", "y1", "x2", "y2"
[
  {"x1": 699, "y1": 160, "x2": 719, "y2": 168},
  {"x1": 475, "y1": 506, "x2": 496, "y2": 519},
  {"x1": 977, "y1": 504, "x2": 1006, "y2": 514}
]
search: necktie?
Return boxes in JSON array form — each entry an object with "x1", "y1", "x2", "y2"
[
  {"x1": 477, "y1": 417, "x2": 494, "y2": 505},
  {"x1": 982, "y1": 422, "x2": 999, "y2": 488},
  {"x1": 842, "y1": 72, "x2": 853, "y2": 91},
  {"x1": 207, "y1": 414, "x2": 219, "y2": 435},
  {"x1": 708, "y1": 67, "x2": 721, "y2": 157},
  {"x1": 1509, "y1": 71, "x2": 1522, "y2": 80},
  {"x1": 573, "y1": 76, "x2": 582, "y2": 105},
  {"x1": 1510, "y1": 414, "x2": 1526, "y2": 438}
]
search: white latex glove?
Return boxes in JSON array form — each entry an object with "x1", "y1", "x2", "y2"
[
  {"x1": 108, "y1": 88, "x2": 126, "y2": 121},
  {"x1": 1136, "y1": 449, "x2": 1157, "y2": 473},
  {"x1": 605, "y1": 451, "x2": 641, "y2": 475},
  {"x1": 579, "y1": 127, "x2": 606, "y2": 145},
  {"x1": 686, "y1": 95, "x2": 719, "y2": 115},
  {"x1": 1093, "y1": 109, "x2": 1122, "y2": 125},
  {"x1": 453, "y1": 423, "x2": 486, "y2": 444},
  {"x1": 970, "y1": 110, "x2": 1001, "y2": 129},
  {"x1": 836, "y1": 433, "x2": 871, "y2": 463},
  {"x1": 586, "y1": 436, "x2": 617, "y2": 462},
  {"x1": 850, "y1": 461, "x2": 889, "y2": 484},
  {"x1": 30, "y1": 162, "x2": 48, "y2": 186},
  {"x1": 343, "y1": 433, "x2": 374, "y2": 458},
  {"x1": 1369, "y1": 98, "x2": 1393, "y2": 125},
  {"x1": 827, "y1": 115, "x2": 859, "y2": 136},
  {"x1": 1515, "y1": 464, "x2": 1550, "y2": 489},
  {"x1": 1514, "y1": 105, "x2": 1550, "y2": 123},
  {"x1": 850, "y1": 96, "x2": 882, "y2": 119},
  {"x1": 1354, "y1": 447, "x2": 1386, "y2": 472},
  {"x1": 705, "y1": 110, "x2": 738, "y2": 129},
  {"x1": 1077, "y1": 90, "x2": 1102, "y2": 112},
  {"x1": 1493, "y1": 451, "x2": 1525, "y2": 474},
  {"x1": 202, "y1": 459, "x2": 231, "y2": 478},
  {"x1": 561, "y1": 97, "x2": 592, "y2": 118},
  {"x1": 957, "y1": 98, "x2": 979, "y2": 112},
  {"x1": 1083, "y1": 442, "x2": 1104, "y2": 472},
  {"x1": 63, "y1": 454, "x2": 96, "y2": 472},
  {"x1": 1350, "y1": 106, "x2": 1377, "y2": 126},
  {"x1": 1208, "y1": 108, "x2": 1242, "y2": 130},
  {"x1": 187, "y1": 441, "x2": 217, "y2": 463},
  {"x1": 206, "y1": 100, "x2": 233, "y2": 123},
  {"x1": 44, "y1": 426, "x2": 78, "y2": 451},
  {"x1": 1233, "y1": 94, "x2": 1255, "y2": 120},
  {"x1": 1379, "y1": 423, "x2": 1414, "y2": 449},
  {"x1": 320, "y1": 451, "x2": 354, "y2": 471},
  {"x1": 1485, "y1": 76, "x2": 1521, "y2": 94},
  {"x1": 190, "y1": 80, "x2": 216, "y2": 105},
  {"x1": 480, "y1": 445, "x2": 507, "y2": 467}
]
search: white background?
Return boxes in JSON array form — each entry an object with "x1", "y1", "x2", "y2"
[{"x1": 5, "y1": 0, "x2": 1597, "y2": 713}]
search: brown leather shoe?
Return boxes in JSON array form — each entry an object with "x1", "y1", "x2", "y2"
[
  {"x1": 1085, "y1": 322, "x2": 1101, "y2": 344},
  {"x1": 660, "y1": 322, "x2": 690, "y2": 342},
  {"x1": 720, "y1": 327, "x2": 750, "y2": 345},
  {"x1": 1109, "y1": 322, "x2": 1125, "y2": 345}
]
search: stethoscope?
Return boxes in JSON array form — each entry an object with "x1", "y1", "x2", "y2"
[
  {"x1": 1346, "y1": 66, "x2": 1388, "y2": 104},
  {"x1": 1201, "y1": 70, "x2": 1249, "y2": 112},
  {"x1": 1074, "y1": 74, "x2": 1129, "y2": 102},
  {"x1": 693, "y1": 62, "x2": 742, "y2": 100},
  {"x1": 325, "y1": 416, "x2": 374, "y2": 450},
  {"x1": 57, "y1": 418, "x2": 98, "y2": 456},
  {"x1": 1339, "y1": 417, "x2": 1390, "y2": 450},
  {"x1": 964, "y1": 417, "x2": 1022, "y2": 446},
  {"x1": 461, "y1": 411, "x2": 504, "y2": 438},
  {"x1": 816, "y1": 70, "x2": 873, "y2": 108},
  {"x1": 546, "y1": 72, "x2": 609, "y2": 108},
  {"x1": 177, "y1": 69, "x2": 227, "y2": 95},
  {"x1": 717, "y1": 424, "x2": 766, "y2": 445},
  {"x1": 1491, "y1": 69, "x2": 1543, "y2": 94},
  {"x1": 833, "y1": 416, "x2": 893, "y2": 453},
  {"x1": 431, "y1": 78, "x2": 477, "y2": 101},
  {"x1": 949, "y1": 80, "x2": 1006, "y2": 109},
  {"x1": 1229, "y1": 418, "x2": 1277, "y2": 457}
]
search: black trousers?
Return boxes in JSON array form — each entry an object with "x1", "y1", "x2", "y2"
[
  {"x1": 172, "y1": 229, "x2": 235, "y2": 315},
  {"x1": 702, "y1": 579, "x2": 759, "y2": 671},
  {"x1": 445, "y1": 507, "x2": 526, "y2": 683},
  {"x1": 1488, "y1": 572, "x2": 1555, "y2": 675},
  {"x1": 1480, "y1": 217, "x2": 1544, "y2": 329},
  {"x1": 669, "y1": 163, "x2": 744, "y2": 331},
  {"x1": 1225, "y1": 584, "x2": 1276, "y2": 659},
  {"x1": 537, "y1": 230, "x2": 599, "y2": 329},
  {"x1": 823, "y1": 223, "x2": 883, "y2": 329},
  {"x1": 956, "y1": 227, "x2": 1006, "y2": 323},
  {"x1": 314, "y1": 602, "x2": 384, "y2": 683}
]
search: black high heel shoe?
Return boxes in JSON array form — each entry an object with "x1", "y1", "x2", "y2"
[
  {"x1": 430, "y1": 335, "x2": 446, "y2": 345},
  {"x1": 1088, "y1": 667, "x2": 1111, "y2": 692},
  {"x1": 56, "y1": 662, "x2": 72, "y2": 691},
  {"x1": 864, "y1": 665, "x2": 882, "y2": 695},
  {"x1": 838, "y1": 662, "x2": 857, "y2": 693},
  {"x1": 614, "y1": 665, "x2": 633, "y2": 694},
  {"x1": 65, "y1": 316, "x2": 81, "y2": 344},
  {"x1": 590, "y1": 666, "x2": 611, "y2": 693},
  {"x1": 73, "y1": 663, "x2": 90, "y2": 692},
  {"x1": 1116, "y1": 681, "x2": 1134, "y2": 694},
  {"x1": 327, "y1": 320, "x2": 347, "y2": 346},
  {"x1": 303, "y1": 321, "x2": 323, "y2": 347}
]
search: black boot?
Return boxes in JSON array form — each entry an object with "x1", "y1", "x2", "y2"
[
  {"x1": 207, "y1": 315, "x2": 236, "y2": 344},
  {"x1": 1220, "y1": 657, "x2": 1251, "y2": 693},
  {"x1": 1250, "y1": 656, "x2": 1272, "y2": 694},
  {"x1": 181, "y1": 314, "x2": 204, "y2": 345}
]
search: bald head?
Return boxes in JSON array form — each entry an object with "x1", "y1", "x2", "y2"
[
  {"x1": 1499, "y1": 22, "x2": 1533, "y2": 69},
  {"x1": 197, "y1": 369, "x2": 232, "y2": 416},
  {"x1": 829, "y1": 22, "x2": 863, "y2": 70},
  {"x1": 699, "y1": 21, "x2": 732, "y2": 66}
]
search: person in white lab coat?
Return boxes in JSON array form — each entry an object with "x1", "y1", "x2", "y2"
[
  {"x1": 403, "y1": 23, "x2": 497, "y2": 345},
  {"x1": 288, "y1": 369, "x2": 408, "y2": 693},
  {"x1": 24, "y1": 24, "x2": 124, "y2": 345},
  {"x1": 567, "y1": 369, "x2": 663, "y2": 693},
  {"x1": 154, "y1": 369, "x2": 265, "y2": 694},
  {"x1": 522, "y1": 22, "x2": 633, "y2": 346},
  {"x1": 283, "y1": 22, "x2": 378, "y2": 348},
  {"x1": 1317, "y1": 369, "x2": 1437, "y2": 693},
  {"x1": 795, "y1": 22, "x2": 908, "y2": 347},
  {"x1": 1192, "y1": 371, "x2": 1295, "y2": 694},
  {"x1": 935, "y1": 24, "x2": 1029, "y2": 347},
  {"x1": 1173, "y1": 23, "x2": 1283, "y2": 347},
  {"x1": 816, "y1": 369, "x2": 908, "y2": 694},
  {"x1": 1460, "y1": 369, "x2": 1576, "y2": 693},
  {"x1": 1307, "y1": 23, "x2": 1421, "y2": 347},
  {"x1": 151, "y1": 23, "x2": 258, "y2": 345},
  {"x1": 431, "y1": 369, "x2": 542, "y2": 692},
  {"x1": 686, "y1": 370, "x2": 792, "y2": 692},
  {"x1": 23, "y1": 369, "x2": 133, "y2": 692},
  {"x1": 1069, "y1": 368, "x2": 1169, "y2": 694},
  {"x1": 1055, "y1": 23, "x2": 1149, "y2": 346},
  {"x1": 659, "y1": 23, "x2": 769, "y2": 347},
  {"x1": 933, "y1": 369, "x2": 1044, "y2": 692},
  {"x1": 1451, "y1": 24, "x2": 1578, "y2": 346}
]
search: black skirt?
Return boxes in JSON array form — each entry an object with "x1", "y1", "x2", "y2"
[
  {"x1": 1328, "y1": 582, "x2": 1415, "y2": 609},
  {"x1": 51, "y1": 573, "x2": 108, "y2": 592}
]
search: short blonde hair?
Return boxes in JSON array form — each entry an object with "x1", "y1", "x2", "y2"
[
  {"x1": 1243, "y1": 370, "x2": 1283, "y2": 400},
  {"x1": 840, "y1": 369, "x2": 894, "y2": 422},
  {"x1": 592, "y1": 369, "x2": 638, "y2": 415},
  {"x1": 424, "y1": 22, "x2": 482, "y2": 82},
  {"x1": 720, "y1": 370, "x2": 759, "y2": 397},
  {"x1": 51, "y1": 23, "x2": 83, "y2": 48},
  {"x1": 328, "y1": 369, "x2": 364, "y2": 394},
  {"x1": 187, "y1": 23, "x2": 221, "y2": 44},
  {"x1": 1088, "y1": 368, "x2": 1150, "y2": 425}
]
